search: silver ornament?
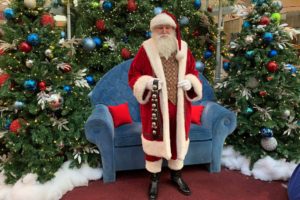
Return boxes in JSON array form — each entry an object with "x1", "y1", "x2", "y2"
[
  {"x1": 25, "y1": 59, "x2": 34, "y2": 68},
  {"x1": 24, "y1": 0, "x2": 37, "y2": 9},
  {"x1": 282, "y1": 109, "x2": 291, "y2": 118},
  {"x1": 45, "y1": 49, "x2": 53, "y2": 58},
  {"x1": 48, "y1": 93, "x2": 64, "y2": 111},
  {"x1": 245, "y1": 35, "x2": 254, "y2": 44},
  {"x1": 246, "y1": 77, "x2": 259, "y2": 88},
  {"x1": 261, "y1": 137, "x2": 278, "y2": 151}
]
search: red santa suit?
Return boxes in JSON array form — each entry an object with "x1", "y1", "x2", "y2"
[{"x1": 128, "y1": 37, "x2": 203, "y2": 173}]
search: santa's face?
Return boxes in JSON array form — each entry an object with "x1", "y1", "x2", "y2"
[{"x1": 152, "y1": 25, "x2": 177, "y2": 59}]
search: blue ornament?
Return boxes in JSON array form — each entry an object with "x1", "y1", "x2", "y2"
[
  {"x1": 245, "y1": 50, "x2": 254, "y2": 59},
  {"x1": 63, "y1": 85, "x2": 72, "y2": 93},
  {"x1": 61, "y1": 31, "x2": 66, "y2": 38},
  {"x1": 268, "y1": 49, "x2": 278, "y2": 58},
  {"x1": 297, "y1": 121, "x2": 300, "y2": 126},
  {"x1": 260, "y1": 127, "x2": 273, "y2": 138},
  {"x1": 86, "y1": 75, "x2": 95, "y2": 85},
  {"x1": 93, "y1": 37, "x2": 102, "y2": 47},
  {"x1": 286, "y1": 64, "x2": 297, "y2": 74},
  {"x1": 14, "y1": 101, "x2": 24, "y2": 109},
  {"x1": 263, "y1": 32, "x2": 273, "y2": 43},
  {"x1": 242, "y1": 21, "x2": 251, "y2": 28},
  {"x1": 245, "y1": 107, "x2": 254, "y2": 114},
  {"x1": 195, "y1": 61, "x2": 205, "y2": 72},
  {"x1": 5, "y1": 119, "x2": 11, "y2": 130},
  {"x1": 145, "y1": 31, "x2": 152, "y2": 38},
  {"x1": 223, "y1": 61, "x2": 231, "y2": 71},
  {"x1": 4, "y1": 8, "x2": 14, "y2": 19},
  {"x1": 194, "y1": 0, "x2": 201, "y2": 9},
  {"x1": 27, "y1": 33, "x2": 40, "y2": 46},
  {"x1": 256, "y1": 0, "x2": 265, "y2": 6},
  {"x1": 102, "y1": 1, "x2": 113, "y2": 11},
  {"x1": 204, "y1": 50, "x2": 213, "y2": 59},
  {"x1": 154, "y1": 7, "x2": 163, "y2": 15},
  {"x1": 24, "y1": 79, "x2": 37, "y2": 91},
  {"x1": 179, "y1": 16, "x2": 189, "y2": 26},
  {"x1": 82, "y1": 38, "x2": 96, "y2": 51}
]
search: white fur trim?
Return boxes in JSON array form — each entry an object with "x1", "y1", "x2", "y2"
[
  {"x1": 150, "y1": 13, "x2": 176, "y2": 31},
  {"x1": 168, "y1": 159, "x2": 184, "y2": 170},
  {"x1": 146, "y1": 159, "x2": 163, "y2": 173},
  {"x1": 133, "y1": 75, "x2": 153, "y2": 104},
  {"x1": 184, "y1": 74, "x2": 202, "y2": 102},
  {"x1": 176, "y1": 51, "x2": 184, "y2": 61},
  {"x1": 142, "y1": 135, "x2": 172, "y2": 160}
]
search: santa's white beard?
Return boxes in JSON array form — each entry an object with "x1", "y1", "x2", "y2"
[{"x1": 153, "y1": 33, "x2": 177, "y2": 60}]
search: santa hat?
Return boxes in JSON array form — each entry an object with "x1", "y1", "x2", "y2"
[{"x1": 150, "y1": 11, "x2": 184, "y2": 60}]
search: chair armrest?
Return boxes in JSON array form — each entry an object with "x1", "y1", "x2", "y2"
[{"x1": 200, "y1": 100, "x2": 237, "y2": 137}]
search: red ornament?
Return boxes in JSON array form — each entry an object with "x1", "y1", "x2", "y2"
[
  {"x1": 0, "y1": 73, "x2": 10, "y2": 87},
  {"x1": 9, "y1": 119, "x2": 22, "y2": 134},
  {"x1": 96, "y1": 19, "x2": 106, "y2": 32},
  {"x1": 260, "y1": 16, "x2": 270, "y2": 25},
  {"x1": 121, "y1": 48, "x2": 131, "y2": 59},
  {"x1": 57, "y1": 63, "x2": 72, "y2": 73},
  {"x1": 208, "y1": 45, "x2": 215, "y2": 52},
  {"x1": 259, "y1": 91, "x2": 267, "y2": 97},
  {"x1": 0, "y1": 48, "x2": 4, "y2": 55},
  {"x1": 19, "y1": 42, "x2": 32, "y2": 53},
  {"x1": 266, "y1": 61, "x2": 278, "y2": 73},
  {"x1": 192, "y1": 30, "x2": 200, "y2": 37},
  {"x1": 38, "y1": 81, "x2": 47, "y2": 91},
  {"x1": 207, "y1": 6, "x2": 213, "y2": 12},
  {"x1": 40, "y1": 14, "x2": 55, "y2": 27},
  {"x1": 127, "y1": 0, "x2": 137, "y2": 12},
  {"x1": 266, "y1": 76, "x2": 273, "y2": 81}
]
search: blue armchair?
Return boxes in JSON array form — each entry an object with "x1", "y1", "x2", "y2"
[{"x1": 85, "y1": 59, "x2": 237, "y2": 183}]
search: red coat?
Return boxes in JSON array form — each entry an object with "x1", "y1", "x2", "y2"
[{"x1": 128, "y1": 38, "x2": 202, "y2": 161}]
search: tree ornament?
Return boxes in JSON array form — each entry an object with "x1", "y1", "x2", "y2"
[
  {"x1": 85, "y1": 75, "x2": 95, "y2": 85},
  {"x1": 24, "y1": 0, "x2": 37, "y2": 9},
  {"x1": 266, "y1": 76, "x2": 273, "y2": 81},
  {"x1": 96, "y1": 19, "x2": 106, "y2": 32},
  {"x1": 245, "y1": 35, "x2": 254, "y2": 44},
  {"x1": 14, "y1": 101, "x2": 24, "y2": 109},
  {"x1": 90, "y1": 2, "x2": 100, "y2": 8},
  {"x1": 0, "y1": 73, "x2": 10, "y2": 87},
  {"x1": 208, "y1": 45, "x2": 215, "y2": 52},
  {"x1": 195, "y1": 61, "x2": 205, "y2": 72},
  {"x1": 61, "y1": 31, "x2": 66, "y2": 38},
  {"x1": 9, "y1": 119, "x2": 23, "y2": 134},
  {"x1": 154, "y1": 7, "x2": 162, "y2": 15},
  {"x1": 24, "y1": 79, "x2": 37, "y2": 91},
  {"x1": 271, "y1": 13, "x2": 281, "y2": 24},
  {"x1": 242, "y1": 21, "x2": 251, "y2": 28},
  {"x1": 179, "y1": 16, "x2": 189, "y2": 26},
  {"x1": 38, "y1": 81, "x2": 47, "y2": 91},
  {"x1": 194, "y1": 0, "x2": 201, "y2": 9},
  {"x1": 272, "y1": 0, "x2": 283, "y2": 10},
  {"x1": 282, "y1": 109, "x2": 291, "y2": 119},
  {"x1": 4, "y1": 8, "x2": 14, "y2": 20},
  {"x1": 207, "y1": 6, "x2": 213, "y2": 12},
  {"x1": 260, "y1": 16, "x2": 270, "y2": 25},
  {"x1": 82, "y1": 38, "x2": 96, "y2": 51},
  {"x1": 102, "y1": 42, "x2": 110, "y2": 50},
  {"x1": 93, "y1": 37, "x2": 102, "y2": 47},
  {"x1": 260, "y1": 127, "x2": 273, "y2": 137},
  {"x1": 266, "y1": 61, "x2": 278, "y2": 73},
  {"x1": 48, "y1": 93, "x2": 64, "y2": 111},
  {"x1": 259, "y1": 90, "x2": 267, "y2": 97},
  {"x1": 44, "y1": 49, "x2": 53, "y2": 58},
  {"x1": 245, "y1": 50, "x2": 254, "y2": 59},
  {"x1": 121, "y1": 48, "x2": 131, "y2": 59},
  {"x1": 223, "y1": 60, "x2": 230, "y2": 71},
  {"x1": 268, "y1": 49, "x2": 278, "y2": 58},
  {"x1": 253, "y1": 0, "x2": 265, "y2": 6},
  {"x1": 145, "y1": 31, "x2": 152, "y2": 38},
  {"x1": 246, "y1": 77, "x2": 259, "y2": 88},
  {"x1": 40, "y1": 14, "x2": 55, "y2": 27},
  {"x1": 27, "y1": 33, "x2": 40, "y2": 46},
  {"x1": 204, "y1": 50, "x2": 212, "y2": 59},
  {"x1": 244, "y1": 107, "x2": 254, "y2": 115},
  {"x1": 25, "y1": 59, "x2": 34, "y2": 68},
  {"x1": 57, "y1": 63, "x2": 72, "y2": 73},
  {"x1": 127, "y1": 0, "x2": 137, "y2": 12},
  {"x1": 192, "y1": 30, "x2": 200, "y2": 37},
  {"x1": 63, "y1": 85, "x2": 72, "y2": 93},
  {"x1": 261, "y1": 137, "x2": 277, "y2": 151},
  {"x1": 19, "y1": 42, "x2": 32, "y2": 53},
  {"x1": 102, "y1": 1, "x2": 113, "y2": 11},
  {"x1": 263, "y1": 32, "x2": 273, "y2": 43}
]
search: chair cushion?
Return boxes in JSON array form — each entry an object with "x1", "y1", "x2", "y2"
[
  {"x1": 108, "y1": 102, "x2": 133, "y2": 128},
  {"x1": 115, "y1": 122, "x2": 142, "y2": 147},
  {"x1": 191, "y1": 105, "x2": 205, "y2": 125}
]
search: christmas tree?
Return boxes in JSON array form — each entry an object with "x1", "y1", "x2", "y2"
[
  {"x1": 0, "y1": 0, "x2": 98, "y2": 184},
  {"x1": 73, "y1": 0, "x2": 227, "y2": 82},
  {"x1": 216, "y1": 0, "x2": 300, "y2": 164}
]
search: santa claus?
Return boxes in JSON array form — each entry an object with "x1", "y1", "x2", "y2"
[{"x1": 128, "y1": 11, "x2": 202, "y2": 200}]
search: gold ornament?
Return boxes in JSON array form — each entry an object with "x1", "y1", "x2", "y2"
[{"x1": 24, "y1": 0, "x2": 37, "y2": 9}]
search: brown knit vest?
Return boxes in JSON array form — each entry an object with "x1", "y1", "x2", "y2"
[{"x1": 161, "y1": 53, "x2": 179, "y2": 105}]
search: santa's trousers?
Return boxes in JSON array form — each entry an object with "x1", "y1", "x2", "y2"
[{"x1": 145, "y1": 101, "x2": 185, "y2": 173}]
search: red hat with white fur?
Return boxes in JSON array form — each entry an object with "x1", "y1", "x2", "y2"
[{"x1": 150, "y1": 11, "x2": 184, "y2": 60}]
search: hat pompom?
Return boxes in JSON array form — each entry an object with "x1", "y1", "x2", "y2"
[{"x1": 176, "y1": 50, "x2": 184, "y2": 61}]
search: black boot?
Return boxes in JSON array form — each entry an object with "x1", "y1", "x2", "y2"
[
  {"x1": 170, "y1": 170, "x2": 191, "y2": 195},
  {"x1": 148, "y1": 173, "x2": 160, "y2": 200}
]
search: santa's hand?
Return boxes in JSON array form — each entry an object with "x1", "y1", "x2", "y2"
[
  {"x1": 146, "y1": 78, "x2": 163, "y2": 91},
  {"x1": 178, "y1": 80, "x2": 192, "y2": 91}
]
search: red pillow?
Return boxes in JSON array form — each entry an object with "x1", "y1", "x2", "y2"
[
  {"x1": 191, "y1": 105, "x2": 205, "y2": 125},
  {"x1": 108, "y1": 102, "x2": 133, "y2": 128}
]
